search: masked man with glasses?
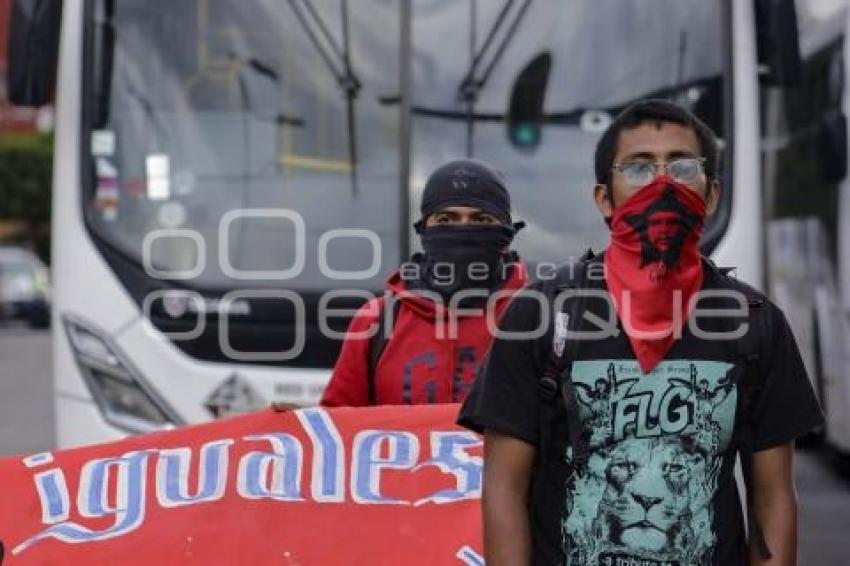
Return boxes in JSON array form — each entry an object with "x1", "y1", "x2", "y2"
[
  {"x1": 459, "y1": 100, "x2": 823, "y2": 565},
  {"x1": 321, "y1": 158, "x2": 528, "y2": 406}
]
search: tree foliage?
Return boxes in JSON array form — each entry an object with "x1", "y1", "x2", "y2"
[{"x1": 0, "y1": 134, "x2": 53, "y2": 261}]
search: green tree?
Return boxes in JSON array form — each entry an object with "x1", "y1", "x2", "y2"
[{"x1": 0, "y1": 134, "x2": 53, "y2": 262}]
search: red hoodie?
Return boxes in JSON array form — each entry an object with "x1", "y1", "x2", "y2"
[{"x1": 320, "y1": 262, "x2": 528, "y2": 406}]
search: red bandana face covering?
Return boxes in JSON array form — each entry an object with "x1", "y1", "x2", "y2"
[{"x1": 604, "y1": 176, "x2": 707, "y2": 372}]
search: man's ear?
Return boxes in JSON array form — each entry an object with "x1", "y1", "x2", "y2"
[
  {"x1": 594, "y1": 184, "x2": 614, "y2": 220},
  {"x1": 705, "y1": 179, "x2": 721, "y2": 216}
]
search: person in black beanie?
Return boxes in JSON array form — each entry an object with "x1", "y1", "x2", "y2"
[
  {"x1": 321, "y1": 158, "x2": 528, "y2": 406},
  {"x1": 412, "y1": 158, "x2": 526, "y2": 303}
]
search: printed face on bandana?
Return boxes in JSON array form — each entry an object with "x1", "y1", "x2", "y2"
[
  {"x1": 647, "y1": 211, "x2": 678, "y2": 251},
  {"x1": 595, "y1": 121, "x2": 720, "y2": 219},
  {"x1": 623, "y1": 185, "x2": 702, "y2": 271}
]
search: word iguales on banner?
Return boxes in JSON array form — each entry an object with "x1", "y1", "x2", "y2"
[{"x1": 0, "y1": 404, "x2": 484, "y2": 565}]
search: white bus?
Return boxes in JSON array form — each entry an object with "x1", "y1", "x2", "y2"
[
  {"x1": 760, "y1": 0, "x2": 850, "y2": 454},
  {"x1": 8, "y1": 0, "x2": 793, "y2": 448}
]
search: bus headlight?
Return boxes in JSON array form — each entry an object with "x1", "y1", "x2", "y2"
[{"x1": 62, "y1": 314, "x2": 183, "y2": 434}]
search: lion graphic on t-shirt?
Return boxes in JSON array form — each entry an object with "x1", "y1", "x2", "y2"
[{"x1": 590, "y1": 436, "x2": 704, "y2": 562}]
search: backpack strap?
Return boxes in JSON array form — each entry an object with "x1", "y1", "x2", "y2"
[
  {"x1": 366, "y1": 296, "x2": 401, "y2": 406},
  {"x1": 538, "y1": 250, "x2": 594, "y2": 469},
  {"x1": 714, "y1": 264, "x2": 772, "y2": 560},
  {"x1": 737, "y1": 295, "x2": 772, "y2": 560}
]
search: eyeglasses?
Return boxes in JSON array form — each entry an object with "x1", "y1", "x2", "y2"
[{"x1": 612, "y1": 157, "x2": 707, "y2": 187}]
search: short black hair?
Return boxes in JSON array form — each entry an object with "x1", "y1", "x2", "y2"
[{"x1": 594, "y1": 99, "x2": 720, "y2": 187}]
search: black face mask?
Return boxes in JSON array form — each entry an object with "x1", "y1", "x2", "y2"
[{"x1": 417, "y1": 224, "x2": 516, "y2": 303}]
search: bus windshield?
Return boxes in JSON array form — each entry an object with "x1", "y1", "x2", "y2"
[
  {"x1": 85, "y1": 0, "x2": 403, "y2": 291},
  {"x1": 83, "y1": 0, "x2": 728, "y2": 292}
]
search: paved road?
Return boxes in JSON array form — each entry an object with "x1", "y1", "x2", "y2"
[
  {"x1": 1, "y1": 326, "x2": 848, "y2": 561},
  {"x1": 796, "y1": 443, "x2": 850, "y2": 563},
  {"x1": 0, "y1": 323, "x2": 53, "y2": 456}
]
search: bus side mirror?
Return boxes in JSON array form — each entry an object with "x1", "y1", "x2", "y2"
[
  {"x1": 818, "y1": 110, "x2": 848, "y2": 183},
  {"x1": 7, "y1": 0, "x2": 63, "y2": 106},
  {"x1": 754, "y1": 0, "x2": 802, "y2": 86},
  {"x1": 506, "y1": 51, "x2": 551, "y2": 152}
]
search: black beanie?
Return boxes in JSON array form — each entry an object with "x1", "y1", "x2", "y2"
[{"x1": 419, "y1": 159, "x2": 512, "y2": 223}]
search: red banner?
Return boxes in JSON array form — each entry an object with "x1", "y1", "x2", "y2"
[{"x1": 0, "y1": 404, "x2": 484, "y2": 565}]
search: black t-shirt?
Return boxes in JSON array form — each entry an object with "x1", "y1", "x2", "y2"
[{"x1": 458, "y1": 260, "x2": 824, "y2": 566}]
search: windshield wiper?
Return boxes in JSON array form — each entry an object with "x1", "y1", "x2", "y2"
[
  {"x1": 287, "y1": 0, "x2": 362, "y2": 196},
  {"x1": 457, "y1": 0, "x2": 532, "y2": 156},
  {"x1": 379, "y1": 0, "x2": 532, "y2": 155}
]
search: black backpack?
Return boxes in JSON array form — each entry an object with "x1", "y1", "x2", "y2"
[{"x1": 536, "y1": 252, "x2": 773, "y2": 559}]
